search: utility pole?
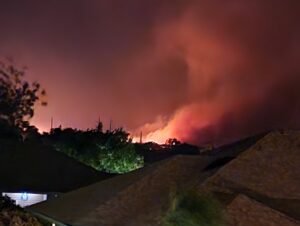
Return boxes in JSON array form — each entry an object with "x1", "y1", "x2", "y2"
[
  {"x1": 109, "y1": 119, "x2": 112, "y2": 132},
  {"x1": 96, "y1": 116, "x2": 103, "y2": 133},
  {"x1": 140, "y1": 131, "x2": 143, "y2": 144},
  {"x1": 50, "y1": 117, "x2": 53, "y2": 132}
]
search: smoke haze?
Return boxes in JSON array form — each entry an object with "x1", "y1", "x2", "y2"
[{"x1": 0, "y1": 0, "x2": 299, "y2": 145}]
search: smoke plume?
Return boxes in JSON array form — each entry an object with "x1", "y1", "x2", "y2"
[{"x1": 0, "y1": 0, "x2": 299, "y2": 145}]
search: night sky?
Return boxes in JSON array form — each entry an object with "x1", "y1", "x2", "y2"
[{"x1": 0, "y1": 0, "x2": 299, "y2": 145}]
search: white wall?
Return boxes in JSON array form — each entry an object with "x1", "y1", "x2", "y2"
[{"x1": 2, "y1": 192, "x2": 47, "y2": 207}]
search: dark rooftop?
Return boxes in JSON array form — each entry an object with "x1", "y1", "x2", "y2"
[{"x1": 0, "y1": 141, "x2": 111, "y2": 193}]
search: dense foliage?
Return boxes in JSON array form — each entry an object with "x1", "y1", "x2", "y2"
[
  {"x1": 45, "y1": 125, "x2": 144, "y2": 174},
  {"x1": 162, "y1": 190, "x2": 226, "y2": 226},
  {"x1": 0, "y1": 196, "x2": 43, "y2": 226},
  {"x1": 0, "y1": 60, "x2": 46, "y2": 138},
  {"x1": 97, "y1": 142, "x2": 144, "y2": 174}
]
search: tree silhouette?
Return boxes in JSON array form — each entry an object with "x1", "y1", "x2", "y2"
[
  {"x1": 0, "y1": 60, "x2": 46, "y2": 132},
  {"x1": 165, "y1": 138, "x2": 181, "y2": 147},
  {"x1": 46, "y1": 124, "x2": 144, "y2": 174}
]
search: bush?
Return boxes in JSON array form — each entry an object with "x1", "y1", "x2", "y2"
[
  {"x1": 49, "y1": 127, "x2": 144, "y2": 174},
  {"x1": 0, "y1": 196, "x2": 43, "y2": 226},
  {"x1": 162, "y1": 190, "x2": 226, "y2": 226},
  {"x1": 97, "y1": 143, "x2": 144, "y2": 174},
  {"x1": 0, "y1": 195, "x2": 16, "y2": 210}
]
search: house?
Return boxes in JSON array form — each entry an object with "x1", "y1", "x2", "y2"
[{"x1": 0, "y1": 141, "x2": 111, "y2": 208}]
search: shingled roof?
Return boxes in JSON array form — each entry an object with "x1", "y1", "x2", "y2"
[
  {"x1": 200, "y1": 130, "x2": 300, "y2": 198},
  {"x1": 29, "y1": 155, "x2": 216, "y2": 226},
  {"x1": 28, "y1": 130, "x2": 300, "y2": 226},
  {"x1": 226, "y1": 194, "x2": 300, "y2": 226},
  {"x1": 199, "y1": 130, "x2": 300, "y2": 223}
]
